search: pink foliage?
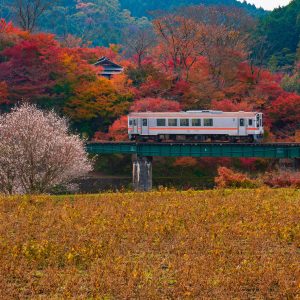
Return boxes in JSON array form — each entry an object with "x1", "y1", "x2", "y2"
[
  {"x1": 173, "y1": 157, "x2": 198, "y2": 167},
  {"x1": 263, "y1": 171, "x2": 300, "y2": 188},
  {"x1": 0, "y1": 104, "x2": 92, "y2": 194},
  {"x1": 239, "y1": 158, "x2": 257, "y2": 171}
]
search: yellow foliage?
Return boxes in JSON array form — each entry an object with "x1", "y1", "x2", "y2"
[{"x1": 0, "y1": 189, "x2": 299, "y2": 298}]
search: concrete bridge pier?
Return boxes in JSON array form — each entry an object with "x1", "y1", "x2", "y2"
[{"x1": 132, "y1": 155, "x2": 153, "y2": 191}]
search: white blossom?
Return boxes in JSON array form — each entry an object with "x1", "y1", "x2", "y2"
[{"x1": 0, "y1": 104, "x2": 92, "y2": 194}]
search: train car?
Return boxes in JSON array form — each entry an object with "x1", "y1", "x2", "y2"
[{"x1": 128, "y1": 110, "x2": 264, "y2": 142}]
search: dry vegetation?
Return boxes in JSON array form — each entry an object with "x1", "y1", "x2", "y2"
[{"x1": 0, "y1": 189, "x2": 299, "y2": 299}]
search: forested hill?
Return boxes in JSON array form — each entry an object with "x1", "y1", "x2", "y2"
[
  {"x1": 0, "y1": 0, "x2": 266, "y2": 47},
  {"x1": 257, "y1": 0, "x2": 300, "y2": 68},
  {"x1": 119, "y1": 0, "x2": 266, "y2": 17}
]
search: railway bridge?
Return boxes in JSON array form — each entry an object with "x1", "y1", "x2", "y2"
[{"x1": 87, "y1": 142, "x2": 300, "y2": 191}]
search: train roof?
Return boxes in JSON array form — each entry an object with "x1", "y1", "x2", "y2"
[{"x1": 129, "y1": 111, "x2": 261, "y2": 118}]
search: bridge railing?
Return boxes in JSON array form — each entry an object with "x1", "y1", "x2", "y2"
[
  {"x1": 87, "y1": 142, "x2": 300, "y2": 158},
  {"x1": 86, "y1": 142, "x2": 300, "y2": 191}
]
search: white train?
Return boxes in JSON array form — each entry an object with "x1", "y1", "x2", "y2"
[{"x1": 128, "y1": 110, "x2": 264, "y2": 142}]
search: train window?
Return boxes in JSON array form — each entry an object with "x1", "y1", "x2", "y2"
[
  {"x1": 192, "y1": 119, "x2": 201, "y2": 126},
  {"x1": 142, "y1": 119, "x2": 147, "y2": 126},
  {"x1": 129, "y1": 119, "x2": 133, "y2": 126},
  {"x1": 256, "y1": 115, "x2": 259, "y2": 128},
  {"x1": 248, "y1": 119, "x2": 253, "y2": 126},
  {"x1": 204, "y1": 119, "x2": 213, "y2": 126},
  {"x1": 240, "y1": 119, "x2": 245, "y2": 127},
  {"x1": 133, "y1": 119, "x2": 137, "y2": 126},
  {"x1": 157, "y1": 119, "x2": 166, "y2": 126},
  {"x1": 168, "y1": 119, "x2": 178, "y2": 126},
  {"x1": 180, "y1": 119, "x2": 189, "y2": 126}
]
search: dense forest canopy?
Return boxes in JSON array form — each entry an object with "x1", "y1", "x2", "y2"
[
  {"x1": 0, "y1": 0, "x2": 265, "y2": 47},
  {"x1": 0, "y1": 0, "x2": 299, "y2": 143},
  {"x1": 0, "y1": 0, "x2": 299, "y2": 179},
  {"x1": 1, "y1": 0, "x2": 299, "y2": 70},
  {"x1": 119, "y1": 0, "x2": 266, "y2": 17},
  {"x1": 257, "y1": 0, "x2": 300, "y2": 70},
  {"x1": 1, "y1": 0, "x2": 298, "y2": 70}
]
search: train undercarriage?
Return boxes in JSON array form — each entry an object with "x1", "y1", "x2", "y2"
[{"x1": 130, "y1": 134, "x2": 264, "y2": 143}]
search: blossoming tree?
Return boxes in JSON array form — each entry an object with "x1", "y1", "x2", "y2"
[{"x1": 0, "y1": 104, "x2": 92, "y2": 194}]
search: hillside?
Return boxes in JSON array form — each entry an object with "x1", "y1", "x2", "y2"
[
  {"x1": 120, "y1": 0, "x2": 266, "y2": 17},
  {"x1": 257, "y1": 0, "x2": 300, "y2": 68},
  {"x1": 0, "y1": 0, "x2": 266, "y2": 47}
]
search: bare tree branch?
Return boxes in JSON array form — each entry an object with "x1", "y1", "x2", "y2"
[
  {"x1": 13, "y1": 0, "x2": 58, "y2": 32},
  {"x1": 123, "y1": 25, "x2": 156, "y2": 67}
]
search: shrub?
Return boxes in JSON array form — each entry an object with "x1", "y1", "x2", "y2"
[
  {"x1": 108, "y1": 115, "x2": 128, "y2": 141},
  {"x1": 215, "y1": 166, "x2": 258, "y2": 188},
  {"x1": 263, "y1": 171, "x2": 300, "y2": 188}
]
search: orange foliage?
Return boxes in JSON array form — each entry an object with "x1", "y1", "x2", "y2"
[
  {"x1": 173, "y1": 157, "x2": 198, "y2": 167},
  {"x1": 131, "y1": 97, "x2": 181, "y2": 112},
  {"x1": 211, "y1": 99, "x2": 253, "y2": 112},
  {"x1": 107, "y1": 115, "x2": 128, "y2": 141},
  {"x1": 0, "y1": 19, "x2": 28, "y2": 43},
  {"x1": 110, "y1": 73, "x2": 134, "y2": 95},
  {"x1": 64, "y1": 78, "x2": 131, "y2": 121},
  {"x1": 215, "y1": 166, "x2": 258, "y2": 188},
  {"x1": 1, "y1": 18, "x2": 300, "y2": 140},
  {"x1": 269, "y1": 93, "x2": 300, "y2": 123}
]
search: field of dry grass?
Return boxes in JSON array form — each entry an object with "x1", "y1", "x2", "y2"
[{"x1": 0, "y1": 189, "x2": 299, "y2": 299}]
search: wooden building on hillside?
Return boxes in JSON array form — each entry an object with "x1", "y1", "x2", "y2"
[{"x1": 94, "y1": 56, "x2": 123, "y2": 79}]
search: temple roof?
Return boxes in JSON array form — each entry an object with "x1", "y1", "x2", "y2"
[{"x1": 94, "y1": 56, "x2": 123, "y2": 78}]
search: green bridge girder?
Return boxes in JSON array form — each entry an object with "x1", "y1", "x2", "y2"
[{"x1": 87, "y1": 142, "x2": 300, "y2": 158}]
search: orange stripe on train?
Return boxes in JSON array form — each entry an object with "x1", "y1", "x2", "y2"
[{"x1": 148, "y1": 127, "x2": 238, "y2": 131}]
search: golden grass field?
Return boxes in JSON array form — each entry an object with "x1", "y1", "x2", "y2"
[{"x1": 0, "y1": 189, "x2": 299, "y2": 299}]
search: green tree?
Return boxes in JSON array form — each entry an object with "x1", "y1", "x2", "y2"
[{"x1": 257, "y1": 0, "x2": 300, "y2": 70}]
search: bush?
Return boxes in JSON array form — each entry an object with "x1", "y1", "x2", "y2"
[
  {"x1": 215, "y1": 166, "x2": 258, "y2": 188},
  {"x1": 263, "y1": 171, "x2": 300, "y2": 188}
]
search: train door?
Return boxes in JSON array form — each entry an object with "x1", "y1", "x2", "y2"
[
  {"x1": 238, "y1": 118, "x2": 246, "y2": 136},
  {"x1": 141, "y1": 118, "x2": 149, "y2": 135},
  {"x1": 133, "y1": 118, "x2": 138, "y2": 133}
]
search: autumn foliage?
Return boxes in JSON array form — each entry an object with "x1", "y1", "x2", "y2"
[
  {"x1": 0, "y1": 81, "x2": 8, "y2": 104},
  {"x1": 215, "y1": 166, "x2": 258, "y2": 188},
  {"x1": 0, "y1": 16, "x2": 300, "y2": 141},
  {"x1": 107, "y1": 115, "x2": 128, "y2": 141},
  {"x1": 130, "y1": 97, "x2": 181, "y2": 112},
  {"x1": 263, "y1": 171, "x2": 300, "y2": 188},
  {"x1": 102, "y1": 97, "x2": 182, "y2": 141},
  {"x1": 0, "y1": 190, "x2": 299, "y2": 298},
  {"x1": 0, "y1": 33, "x2": 63, "y2": 102}
]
